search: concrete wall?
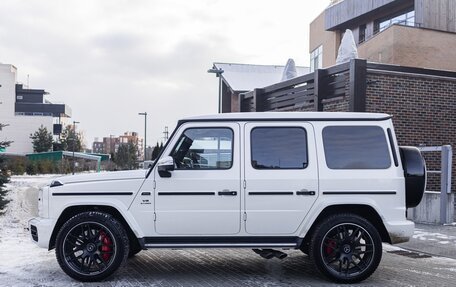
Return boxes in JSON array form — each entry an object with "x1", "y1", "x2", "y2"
[
  {"x1": 358, "y1": 25, "x2": 456, "y2": 71},
  {"x1": 407, "y1": 192, "x2": 454, "y2": 224},
  {"x1": 309, "y1": 12, "x2": 340, "y2": 68},
  {"x1": 0, "y1": 64, "x2": 53, "y2": 154},
  {"x1": 311, "y1": 0, "x2": 456, "y2": 70}
]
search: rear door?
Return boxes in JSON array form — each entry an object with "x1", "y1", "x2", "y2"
[{"x1": 244, "y1": 122, "x2": 319, "y2": 234}]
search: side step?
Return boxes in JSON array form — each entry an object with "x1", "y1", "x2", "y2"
[{"x1": 142, "y1": 236, "x2": 301, "y2": 249}]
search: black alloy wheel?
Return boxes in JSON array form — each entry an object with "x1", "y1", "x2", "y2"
[
  {"x1": 309, "y1": 214, "x2": 382, "y2": 283},
  {"x1": 55, "y1": 212, "x2": 129, "y2": 282}
]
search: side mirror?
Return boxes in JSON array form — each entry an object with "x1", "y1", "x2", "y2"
[{"x1": 157, "y1": 156, "x2": 174, "y2": 178}]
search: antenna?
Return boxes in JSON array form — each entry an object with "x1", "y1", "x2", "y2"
[{"x1": 27, "y1": 74, "x2": 30, "y2": 88}]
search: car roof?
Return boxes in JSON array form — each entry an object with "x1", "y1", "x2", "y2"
[{"x1": 181, "y1": 112, "x2": 391, "y2": 122}]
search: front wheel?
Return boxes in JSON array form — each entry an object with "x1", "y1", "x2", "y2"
[
  {"x1": 309, "y1": 213, "x2": 382, "y2": 284},
  {"x1": 55, "y1": 211, "x2": 129, "y2": 282}
]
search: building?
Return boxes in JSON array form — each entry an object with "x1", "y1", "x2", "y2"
[
  {"x1": 209, "y1": 63, "x2": 310, "y2": 113},
  {"x1": 102, "y1": 136, "x2": 119, "y2": 155},
  {"x1": 119, "y1": 131, "x2": 144, "y2": 160},
  {"x1": 92, "y1": 132, "x2": 144, "y2": 160},
  {"x1": 310, "y1": 0, "x2": 456, "y2": 71},
  {"x1": 92, "y1": 138, "x2": 104, "y2": 154},
  {"x1": 0, "y1": 63, "x2": 71, "y2": 154}
]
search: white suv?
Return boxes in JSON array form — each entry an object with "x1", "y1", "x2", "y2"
[{"x1": 29, "y1": 112, "x2": 426, "y2": 283}]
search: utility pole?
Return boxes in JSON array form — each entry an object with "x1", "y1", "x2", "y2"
[
  {"x1": 207, "y1": 67, "x2": 224, "y2": 113},
  {"x1": 138, "y1": 112, "x2": 147, "y2": 161},
  {"x1": 72, "y1": 121, "x2": 80, "y2": 175},
  {"x1": 163, "y1": 126, "x2": 169, "y2": 142}
]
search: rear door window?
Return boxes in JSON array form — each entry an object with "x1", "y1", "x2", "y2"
[
  {"x1": 322, "y1": 126, "x2": 391, "y2": 169},
  {"x1": 251, "y1": 127, "x2": 308, "y2": 169}
]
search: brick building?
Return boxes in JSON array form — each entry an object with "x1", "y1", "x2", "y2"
[
  {"x1": 233, "y1": 59, "x2": 455, "y2": 192},
  {"x1": 92, "y1": 139, "x2": 104, "y2": 154},
  {"x1": 92, "y1": 132, "x2": 144, "y2": 160}
]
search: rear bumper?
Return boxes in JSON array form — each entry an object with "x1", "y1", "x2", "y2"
[
  {"x1": 385, "y1": 219, "x2": 415, "y2": 244},
  {"x1": 28, "y1": 217, "x2": 55, "y2": 249}
]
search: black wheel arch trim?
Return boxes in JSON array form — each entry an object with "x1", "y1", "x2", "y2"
[
  {"x1": 49, "y1": 205, "x2": 140, "y2": 251},
  {"x1": 301, "y1": 204, "x2": 391, "y2": 252}
]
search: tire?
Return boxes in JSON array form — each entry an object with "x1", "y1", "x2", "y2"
[
  {"x1": 309, "y1": 213, "x2": 382, "y2": 284},
  {"x1": 55, "y1": 211, "x2": 129, "y2": 282},
  {"x1": 400, "y1": 146, "x2": 426, "y2": 208}
]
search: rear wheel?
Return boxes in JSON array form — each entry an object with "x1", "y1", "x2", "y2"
[
  {"x1": 309, "y1": 213, "x2": 382, "y2": 284},
  {"x1": 55, "y1": 211, "x2": 129, "y2": 282}
]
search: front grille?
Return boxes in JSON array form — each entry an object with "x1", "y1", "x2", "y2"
[{"x1": 30, "y1": 225, "x2": 38, "y2": 242}]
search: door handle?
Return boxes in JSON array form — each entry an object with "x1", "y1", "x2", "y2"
[
  {"x1": 218, "y1": 190, "x2": 237, "y2": 196},
  {"x1": 296, "y1": 189, "x2": 316, "y2": 196}
]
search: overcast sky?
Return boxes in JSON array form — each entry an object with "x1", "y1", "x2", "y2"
[{"x1": 0, "y1": 0, "x2": 329, "y2": 148}]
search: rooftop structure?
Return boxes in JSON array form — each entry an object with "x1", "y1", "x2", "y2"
[
  {"x1": 209, "y1": 62, "x2": 310, "y2": 113},
  {"x1": 310, "y1": 0, "x2": 456, "y2": 71}
]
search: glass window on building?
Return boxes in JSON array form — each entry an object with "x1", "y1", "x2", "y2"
[
  {"x1": 310, "y1": 45, "x2": 323, "y2": 72},
  {"x1": 359, "y1": 24, "x2": 366, "y2": 44},
  {"x1": 374, "y1": 10, "x2": 415, "y2": 34}
]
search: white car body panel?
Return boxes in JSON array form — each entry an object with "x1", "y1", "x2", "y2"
[
  {"x1": 28, "y1": 112, "x2": 415, "y2": 250},
  {"x1": 243, "y1": 122, "x2": 319, "y2": 235}
]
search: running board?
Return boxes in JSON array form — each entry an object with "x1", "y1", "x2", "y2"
[{"x1": 142, "y1": 236, "x2": 301, "y2": 249}]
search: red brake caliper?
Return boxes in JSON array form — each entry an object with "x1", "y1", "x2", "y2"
[
  {"x1": 325, "y1": 239, "x2": 337, "y2": 255},
  {"x1": 99, "y1": 230, "x2": 112, "y2": 261}
]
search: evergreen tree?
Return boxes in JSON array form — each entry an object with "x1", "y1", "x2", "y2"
[
  {"x1": 30, "y1": 125, "x2": 53, "y2": 152},
  {"x1": 151, "y1": 142, "x2": 160, "y2": 160},
  {"x1": 0, "y1": 123, "x2": 12, "y2": 214},
  {"x1": 59, "y1": 125, "x2": 83, "y2": 152},
  {"x1": 114, "y1": 142, "x2": 138, "y2": 170}
]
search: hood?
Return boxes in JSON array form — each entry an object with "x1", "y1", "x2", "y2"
[{"x1": 51, "y1": 170, "x2": 147, "y2": 186}]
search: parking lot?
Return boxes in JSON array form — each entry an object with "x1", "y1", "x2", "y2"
[
  {"x1": 1, "y1": 176, "x2": 456, "y2": 287},
  {"x1": 2, "y1": 243, "x2": 456, "y2": 287}
]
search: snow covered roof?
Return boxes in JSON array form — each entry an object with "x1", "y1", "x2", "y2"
[{"x1": 213, "y1": 62, "x2": 310, "y2": 92}]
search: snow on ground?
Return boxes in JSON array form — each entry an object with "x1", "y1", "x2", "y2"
[
  {"x1": 2, "y1": 176, "x2": 456, "y2": 287},
  {"x1": 0, "y1": 175, "x2": 69, "y2": 287},
  {"x1": 412, "y1": 228, "x2": 456, "y2": 245}
]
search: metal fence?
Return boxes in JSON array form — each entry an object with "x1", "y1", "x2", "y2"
[{"x1": 409, "y1": 145, "x2": 453, "y2": 224}]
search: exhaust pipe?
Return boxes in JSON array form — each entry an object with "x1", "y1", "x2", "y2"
[
  {"x1": 253, "y1": 248, "x2": 274, "y2": 259},
  {"x1": 271, "y1": 250, "x2": 287, "y2": 259},
  {"x1": 253, "y1": 249, "x2": 288, "y2": 260}
]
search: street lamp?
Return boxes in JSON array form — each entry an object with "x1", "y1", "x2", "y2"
[
  {"x1": 207, "y1": 67, "x2": 224, "y2": 113},
  {"x1": 72, "y1": 121, "x2": 80, "y2": 175},
  {"x1": 138, "y1": 112, "x2": 147, "y2": 161}
]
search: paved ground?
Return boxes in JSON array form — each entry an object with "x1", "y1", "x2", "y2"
[
  {"x1": 2, "y1": 245, "x2": 456, "y2": 287},
  {"x1": 398, "y1": 223, "x2": 456, "y2": 259},
  {"x1": 2, "y1": 176, "x2": 456, "y2": 287}
]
